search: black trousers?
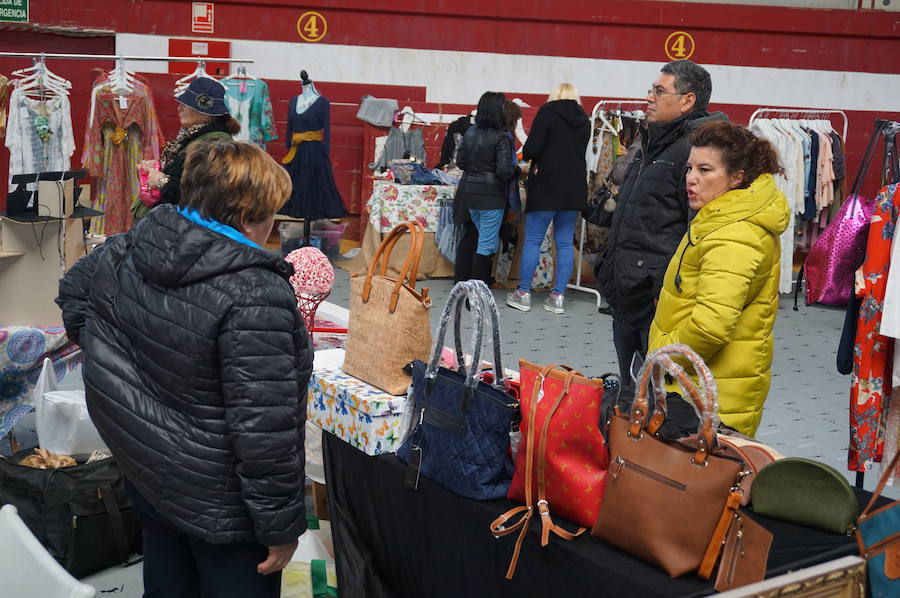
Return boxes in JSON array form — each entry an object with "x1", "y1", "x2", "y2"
[
  {"x1": 454, "y1": 219, "x2": 478, "y2": 283},
  {"x1": 612, "y1": 317, "x2": 650, "y2": 393},
  {"x1": 127, "y1": 481, "x2": 281, "y2": 598}
]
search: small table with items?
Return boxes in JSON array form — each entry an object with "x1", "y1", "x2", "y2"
[
  {"x1": 361, "y1": 181, "x2": 457, "y2": 279},
  {"x1": 321, "y1": 431, "x2": 886, "y2": 598}
]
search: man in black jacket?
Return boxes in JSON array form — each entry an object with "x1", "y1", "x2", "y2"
[
  {"x1": 597, "y1": 60, "x2": 726, "y2": 391},
  {"x1": 57, "y1": 140, "x2": 311, "y2": 597}
]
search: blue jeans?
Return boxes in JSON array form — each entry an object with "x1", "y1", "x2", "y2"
[
  {"x1": 469, "y1": 208, "x2": 504, "y2": 255},
  {"x1": 518, "y1": 210, "x2": 579, "y2": 295}
]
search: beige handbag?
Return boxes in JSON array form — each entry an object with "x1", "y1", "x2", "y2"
[{"x1": 342, "y1": 221, "x2": 433, "y2": 395}]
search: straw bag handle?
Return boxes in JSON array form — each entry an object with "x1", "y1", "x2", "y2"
[
  {"x1": 630, "y1": 344, "x2": 719, "y2": 466},
  {"x1": 362, "y1": 220, "x2": 426, "y2": 313}
]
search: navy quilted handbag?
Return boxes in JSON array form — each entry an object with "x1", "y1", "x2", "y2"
[{"x1": 397, "y1": 280, "x2": 519, "y2": 500}]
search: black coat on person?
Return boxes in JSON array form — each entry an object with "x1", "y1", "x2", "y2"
[
  {"x1": 596, "y1": 110, "x2": 728, "y2": 327},
  {"x1": 453, "y1": 125, "x2": 519, "y2": 223},
  {"x1": 56, "y1": 204, "x2": 312, "y2": 547},
  {"x1": 521, "y1": 99, "x2": 591, "y2": 213}
]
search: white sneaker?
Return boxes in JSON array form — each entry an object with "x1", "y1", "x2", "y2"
[
  {"x1": 506, "y1": 290, "x2": 531, "y2": 312},
  {"x1": 543, "y1": 293, "x2": 565, "y2": 314}
]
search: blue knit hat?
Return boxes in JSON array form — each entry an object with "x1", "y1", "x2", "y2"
[{"x1": 176, "y1": 78, "x2": 228, "y2": 116}]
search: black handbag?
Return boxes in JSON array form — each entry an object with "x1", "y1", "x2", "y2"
[
  {"x1": 0, "y1": 449, "x2": 140, "y2": 577},
  {"x1": 582, "y1": 181, "x2": 616, "y2": 228}
]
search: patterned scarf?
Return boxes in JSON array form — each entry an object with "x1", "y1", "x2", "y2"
[{"x1": 160, "y1": 122, "x2": 210, "y2": 167}]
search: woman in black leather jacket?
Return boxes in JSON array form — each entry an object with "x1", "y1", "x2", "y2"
[{"x1": 453, "y1": 91, "x2": 520, "y2": 284}]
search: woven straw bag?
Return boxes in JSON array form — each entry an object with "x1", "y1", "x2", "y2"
[{"x1": 342, "y1": 221, "x2": 432, "y2": 395}]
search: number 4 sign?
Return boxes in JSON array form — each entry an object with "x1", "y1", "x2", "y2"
[
  {"x1": 297, "y1": 11, "x2": 328, "y2": 43},
  {"x1": 665, "y1": 31, "x2": 695, "y2": 61}
]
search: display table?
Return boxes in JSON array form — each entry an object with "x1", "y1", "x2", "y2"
[
  {"x1": 359, "y1": 182, "x2": 456, "y2": 279},
  {"x1": 323, "y1": 431, "x2": 886, "y2": 598}
]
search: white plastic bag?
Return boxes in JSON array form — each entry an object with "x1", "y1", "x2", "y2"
[{"x1": 34, "y1": 359, "x2": 107, "y2": 456}]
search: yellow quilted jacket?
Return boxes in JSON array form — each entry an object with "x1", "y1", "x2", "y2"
[{"x1": 649, "y1": 174, "x2": 790, "y2": 436}]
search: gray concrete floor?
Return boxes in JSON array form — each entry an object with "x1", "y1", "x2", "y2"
[{"x1": 10, "y1": 266, "x2": 896, "y2": 595}]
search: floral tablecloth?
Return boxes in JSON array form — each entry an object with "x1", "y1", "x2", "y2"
[
  {"x1": 367, "y1": 182, "x2": 456, "y2": 233},
  {"x1": 0, "y1": 326, "x2": 83, "y2": 438}
]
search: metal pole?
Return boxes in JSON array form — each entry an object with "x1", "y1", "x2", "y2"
[{"x1": 0, "y1": 51, "x2": 253, "y2": 63}]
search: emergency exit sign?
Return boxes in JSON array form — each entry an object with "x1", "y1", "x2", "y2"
[{"x1": 0, "y1": 0, "x2": 28, "y2": 23}]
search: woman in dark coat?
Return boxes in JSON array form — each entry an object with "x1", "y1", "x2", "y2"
[
  {"x1": 134, "y1": 77, "x2": 239, "y2": 219},
  {"x1": 453, "y1": 91, "x2": 520, "y2": 284},
  {"x1": 507, "y1": 83, "x2": 590, "y2": 314},
  {"x1": 59, "y1": 140, "x2": 311, "y2": 597}
]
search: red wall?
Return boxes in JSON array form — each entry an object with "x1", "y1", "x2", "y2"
[{"x1": 4, "y1": 1, "x2": 900, "y2": 236}]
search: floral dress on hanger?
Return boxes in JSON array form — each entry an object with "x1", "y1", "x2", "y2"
[
  {"x1": 850, "y1": 183, "x2": 899, "y2": 471},
  {"x1": 82, "y1": 75, "x2": 164, "y2": 235}
]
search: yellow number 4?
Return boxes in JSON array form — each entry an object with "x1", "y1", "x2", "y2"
[
  {"x1": 304, "y1": 16, "x2": 319, "y2": 39},
  {"x1": 670, "y1": 35, "x2": 687, "y2": 58}
]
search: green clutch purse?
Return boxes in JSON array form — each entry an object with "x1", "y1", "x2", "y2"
[{"x1": 750, "y1": 457, "x2": 860, "y2": 534}]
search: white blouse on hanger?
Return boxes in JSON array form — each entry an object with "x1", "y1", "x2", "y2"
[{"x1": 5, "y1": 85, "x2": 75, "y2": 192}]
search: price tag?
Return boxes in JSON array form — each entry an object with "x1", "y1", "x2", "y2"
[{"x1": 118, "y1": 96, "x2": 128, "y2": 110}]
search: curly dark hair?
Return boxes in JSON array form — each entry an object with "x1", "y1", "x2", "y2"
[{"x1": 690, "y1": 121, "x2": 784, "y2": 188}]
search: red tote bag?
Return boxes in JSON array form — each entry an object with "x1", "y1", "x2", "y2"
[{"x1": 492, "y1": 361, "x2": 609, "y2": 578}]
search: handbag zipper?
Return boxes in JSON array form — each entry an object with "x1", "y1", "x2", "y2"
[
  {"x1": 726, "y1": 518, "x2": 744, "y2": 586},
  {"x1": 609, "y1": 456, "x2": 687, "y2": 491}
]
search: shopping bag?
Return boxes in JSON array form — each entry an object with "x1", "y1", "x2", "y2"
[
  {"x1": 33, "y1": 358, "x2": 108, "y2": 457},
  {"x1": 856, "y1": 451, "x2": 900, "y2": 598},
  {"x1": 397, "y1": 280, "x2": 519, "y2": 500},
  {"x1": 492, "y1": 362, "x2": 609, "y2": 578},
  {"x1": 342, "y1": 221, "x2": 432, "y2": 395},
  {"x1": 281, "y1": 517, "x2": 338, "y2": 598}
]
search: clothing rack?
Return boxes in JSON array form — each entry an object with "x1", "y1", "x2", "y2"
[
  {"x1": 572, "y1": 100, "x2": 648, "y2": 309},
  {"x1": 0, "y1": 51, "x2": 254, "y2": 64},
  {"x1": 749, "y1": 108, "x2": 848, "y2": 142}
]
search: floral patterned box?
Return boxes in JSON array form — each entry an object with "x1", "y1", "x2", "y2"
[{"x1": 307, "y1": 369, "x2": 411, "y2": 456}]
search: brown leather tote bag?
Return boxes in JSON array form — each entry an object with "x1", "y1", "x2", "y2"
[
  {"x1": 342, "y1": 221, "x2": 432, "y2": 395},
  {"x1": 592, "y1": 344, "x2": 753, "y2": 580}
]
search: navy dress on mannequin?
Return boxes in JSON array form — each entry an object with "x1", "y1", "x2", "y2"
[{"x1": 281, "y1": 72, "x2": 346, "y2": 221}]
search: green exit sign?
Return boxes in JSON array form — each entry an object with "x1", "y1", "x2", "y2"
[{"x1": 0, "y1": 0, "x2": 28, "y2": 23}]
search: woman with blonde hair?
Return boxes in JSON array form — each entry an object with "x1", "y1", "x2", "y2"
[
  {"x1": 507, "y1": 82, "x2": 590, "y2": 313},
  {"x1": 58, "y1": 139, "x2": 312, "y2": 596}
]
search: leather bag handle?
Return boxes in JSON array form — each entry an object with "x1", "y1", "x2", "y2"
[
  {"x1": 630, "y1": 344, "x2": 718, "y2": 466},
  {"x1": 860, "y1": 449, "x2": 900, "y2": 519},
  {"x1": 361, "y1": 221, "x2": 426, "y2": 313},
  {"x1": 491, "y1": 364, "x2": 585, "y2": 578}
]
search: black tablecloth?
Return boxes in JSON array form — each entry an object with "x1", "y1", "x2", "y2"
[{"x1": 323, "y1": 431, "x2": 885, "y2": 598}]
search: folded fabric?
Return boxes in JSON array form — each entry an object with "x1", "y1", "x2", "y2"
[{"x1": 356, "y1": 95, "x2": 399, "y2": 127}]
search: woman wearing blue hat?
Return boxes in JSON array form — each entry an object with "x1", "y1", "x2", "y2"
[{"x1": 133, "y1": 78, "x2": 240, "y2": 219}]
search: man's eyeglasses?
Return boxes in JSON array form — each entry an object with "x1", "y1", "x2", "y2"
[{"x1": 647, "y1": 87, "x2": 688, "y2": 99}]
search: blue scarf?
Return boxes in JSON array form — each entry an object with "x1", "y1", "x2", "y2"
[{"x1": 176, "y1": 206, "x2": 260, "y2": 249}]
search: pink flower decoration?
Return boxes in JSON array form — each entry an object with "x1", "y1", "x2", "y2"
[{"x1": 285, "y1": 247, "x2": 335, "y2": 295}]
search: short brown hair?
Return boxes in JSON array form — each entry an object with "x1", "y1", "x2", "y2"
[
  {"x1": 690, "y1": 121, "x2": 783, "y2": 188},
  {"x1": 503, "y1": 100, "x2": 521, "y2": 133},
  {"x1": 180, "y1": 139, "x2": 291, "y2": 229}
]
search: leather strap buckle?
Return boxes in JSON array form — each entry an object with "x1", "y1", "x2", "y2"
[{"x1": 536, "y1": 499, "x2": 550, "y2": 515}]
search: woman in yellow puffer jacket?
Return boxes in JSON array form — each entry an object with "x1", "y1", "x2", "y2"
[{"x1": 649, "y1": 121, "x2": 790, "y2": 436}]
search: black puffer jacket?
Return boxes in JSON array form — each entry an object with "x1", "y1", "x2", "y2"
[
  {"x1": 522, "y1": 99, "x2": 590, "y2": 212},
  {"x1": 597, "y1": 110, "x2": 728, "y2": 326},
  {"x1": 453, "y1": 125, "x2": 518, "y2": 222},
  {"x1": 56, "y1": 205, "x2": 311, "y2": 546}
]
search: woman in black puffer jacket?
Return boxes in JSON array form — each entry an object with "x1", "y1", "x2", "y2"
[
  {"x1": 58, "y1": 139, "x2": 311, "y2": 597},
  {"x1": 453, "y1": 91, "x2": 520, "y2": 284}
]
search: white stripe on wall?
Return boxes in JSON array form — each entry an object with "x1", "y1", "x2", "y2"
[{"x1": 117, "y1": 33, "x2": 900, "y2": 112}]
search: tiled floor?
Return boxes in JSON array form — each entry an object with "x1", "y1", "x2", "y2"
[{"x1": 9, "y1": 266, "x2": 897, "y2": 594}]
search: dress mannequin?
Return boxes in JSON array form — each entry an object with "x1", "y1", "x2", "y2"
[{"x1": 281, "y1": 69, "x2": 345, "y2": 245}]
